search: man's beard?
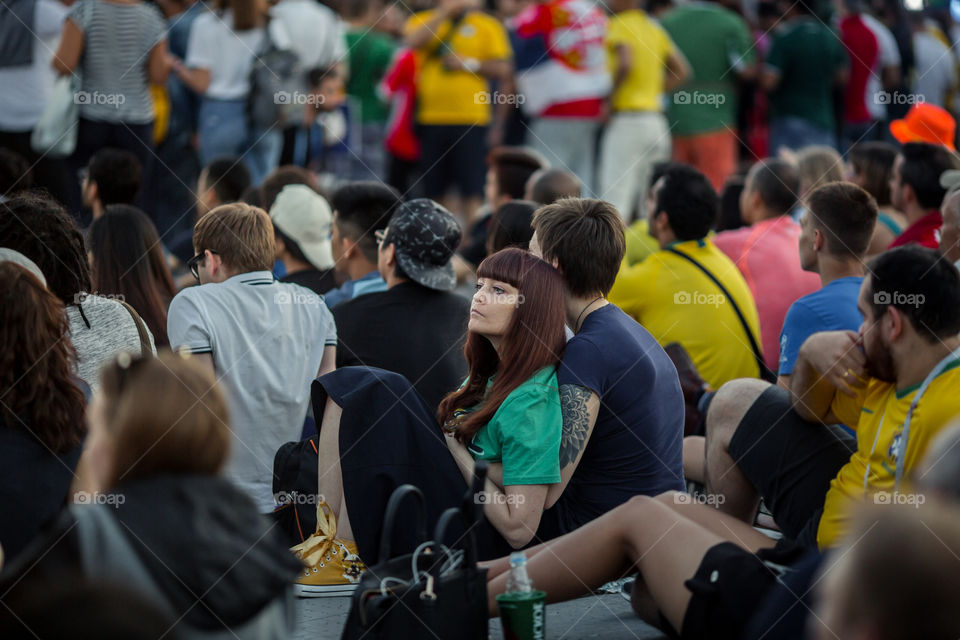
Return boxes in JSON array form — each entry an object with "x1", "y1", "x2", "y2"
[{"x1": 864, "y1": 336, "x2": 896, "y2": 383}]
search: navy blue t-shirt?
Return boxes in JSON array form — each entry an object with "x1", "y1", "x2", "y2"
[{"x1": 552, "y1": 304, "x2": 685, "y2": 531}]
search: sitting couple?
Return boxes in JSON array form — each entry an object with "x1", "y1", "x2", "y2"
[{"x1": 293, "y1": 197, "x2": 686, "y2": 594}]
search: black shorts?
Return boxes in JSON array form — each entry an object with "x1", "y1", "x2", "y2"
[
  {"x1": 417, "y1": 124, "x2": 487, "y2": 198},
  {"x1": 679, "y1": 539, "x2": 807, "y2": 640},
  {"x1": 727, "y1": 386, "x2": 855, "y2": 547}
]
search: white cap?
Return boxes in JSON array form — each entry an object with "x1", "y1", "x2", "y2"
[{"x1": 269, "y1": 184, "x2": 334, "y2": 270}]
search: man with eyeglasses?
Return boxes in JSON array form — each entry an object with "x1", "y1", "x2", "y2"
[{"x1": 168, "y1": 202, "x2": 337, "y2": 513}]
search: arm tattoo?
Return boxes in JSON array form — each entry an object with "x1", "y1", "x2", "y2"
[{"x1": 559, "y1": 385, "x2": 593, "y2": 467}]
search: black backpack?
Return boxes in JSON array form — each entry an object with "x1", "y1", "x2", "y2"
[{"x1": 247, "y1": 19, "x2": 302, "y2": 131}]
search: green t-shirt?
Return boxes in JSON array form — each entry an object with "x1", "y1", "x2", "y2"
[
  {"x1": 345, "y1": 29, "x2": 396, "y2": 124},
  {"x1": 765, "y1": 18, "x2": 848, "y2": 131},
  {"x1": 661, "y1": 3, "x2": 754, "y2": 136},
  {"x1": 466, "y1": 366, "x2": 562, "y2": 486}
]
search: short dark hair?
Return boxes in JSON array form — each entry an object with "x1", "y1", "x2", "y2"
[
  {"x1": 487, "y1": 147, "x2": 547, "y2": 201},
  {"x1": 655, "y1": 165, "x2": 718, "y2": 241},
  {"x1": 331, "y1": 181, "x2": 402, "y2": 263},
  {"x1": 528, "y1": 168, "x2": 581, "y2": 205},
  {"x1": 0, "y1": 192, "x2": 92, "y2": 304},
  {"x1": 532, "y1": 198, "x2": 625, "y2": 297},
  {"x1": 806, "y1": 182, "x2": 878, "y2": 259},
  {"x1": 88, "y1": 148, "x2": 140, "y2": 206},
  {"x1": 849, "y1": 141, "x2": 898, "y2": 207},
  {"x1": 0, "y1": 148, "x2": 31, "y2": 196},
  {"x1": 898, "y1": 142, "x2": 960, "y2": 210},
  {"x1": 868, "y1": 246, "x2": 960, "y2": 342},
  {"x1": 260, "y1": 165, "x2": 321, "y2": 211},
  {"x1": 749, "y1": 159, "x2": 799, "y2": 216},
  {"x1": 202, "y1": 156, "x2": 251, "y2": 205},
  {"x1": 486, "y1": 200, "x2": 537, "y2": 254}
]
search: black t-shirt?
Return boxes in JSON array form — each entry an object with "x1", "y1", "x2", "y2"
[
  {"x1": 333, "y1": 282, "x2": 471, "y2": 410},
  {"x1": 280, "y1": 268, "x2": 338, "y2": 296},
  {"x1": 554, "y1": 304, "x2": 685, "y2": 530}
]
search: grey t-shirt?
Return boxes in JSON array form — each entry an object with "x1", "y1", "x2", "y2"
[{"x1": 67, "y1": 294, "x2": 156, "y2": 392}]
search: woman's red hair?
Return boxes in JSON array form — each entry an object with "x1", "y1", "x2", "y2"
[{"x1": 437, "y1": 248, "x2": 566, "y2": 443}]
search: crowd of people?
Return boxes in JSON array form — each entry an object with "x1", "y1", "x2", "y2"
[{"x1": 3, "y1": 0, "x2": 960, "y2": 639}]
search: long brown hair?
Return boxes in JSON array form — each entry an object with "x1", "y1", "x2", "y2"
[
  {"x1": 216, "y1": 0, "x2": 265, "y2": 31},
  {"x1": 0, "y1": 262, "x2": 86, "y2": 453},
  {"x1": 89, "y1": 205, "x2": 177, "y2": 347},
  {"x1": 98, "y1": 352, "x2": 231, "y2": 488},
  {"x1": 437, "y1": 248, "x2": 566, "y2": 443}
]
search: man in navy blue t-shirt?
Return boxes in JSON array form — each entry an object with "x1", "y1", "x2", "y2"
[{"x1": 530, "y1": 198, "x2": 685, "y2": 536}]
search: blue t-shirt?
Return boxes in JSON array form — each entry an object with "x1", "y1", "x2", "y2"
[
  {"x1": 778, "y1": 276, "x2": 864, "y2": 376},
  {"x1": 554, "y1": 304, "x2": 685, "y2": 530}
]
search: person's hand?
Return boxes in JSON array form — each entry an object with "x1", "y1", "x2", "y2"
[{"x1": 800, "y1": 330, "x2": 868, "y2": 396}]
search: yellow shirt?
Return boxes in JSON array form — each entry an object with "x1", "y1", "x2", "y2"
[
  {"x1": 625, "y1": 219, "x2": 660, "y2": 265},
  {"x1": 404, "y1": 10, "x2": 512, "y2": 126},
  {"x1": 608, "y1": 239, "x2": 761, "y2": 388},
  {"x1": 817, "y1": 360, "x2": 960, "y2": 548},
  {"x1": 606, "y1": 10, "x2": 674, "y2": 112}
]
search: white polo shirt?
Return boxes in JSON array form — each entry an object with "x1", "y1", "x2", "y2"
[{"x1": 167, "y1": 271, "x2": 336, "y2": 511}]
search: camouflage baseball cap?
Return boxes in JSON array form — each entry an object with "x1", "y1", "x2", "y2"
[{"x1": 385, "y1": 199, "x2": 461, "y2": 291}]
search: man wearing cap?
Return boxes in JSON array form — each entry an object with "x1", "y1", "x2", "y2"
[
  {"x1": 889, "y1": 102, "x2": 956, "y2": 150},
  {"x1": 888, "y1": 142, "x2": 960, "y2": 250},
  {"x1": 333, "y1": 198, "x2": 470, "y2": 410},
  {"x1": 269, "y1": 184, "x2": 338, "y2": 296}
]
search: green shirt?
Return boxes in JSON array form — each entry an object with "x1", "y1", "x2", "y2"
[
  {"x1": 661, "y1": 3, "x2": 754, "y2": 136},
  {"x1": 466, "y1": 366, "x2": 562, "y2": 486},
  {"x1": 345, "y1": 29, "x2": 396, "y2": 124},
  {"x1": 765, "y1": 18, "x2": 848, "y2": 131}
]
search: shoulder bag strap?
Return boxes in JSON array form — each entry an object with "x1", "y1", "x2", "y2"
[{"x1": 117, "y1": 300, "x2": 152, "y2": 357}]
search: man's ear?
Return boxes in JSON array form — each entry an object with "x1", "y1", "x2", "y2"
[
  {"x1": 341, "y1": 236, "x2": 357, "y2": 259},
  {"x1": 88, "y1": 180, "x2": 99, "y2": 203},
  {"x1": 813, "y1": 228, "x2": 825, "y2": 252},
  {"x1": 886, "y1": 305, "x2": 904, "y2": 342},
  {"x1": 902, "y1": 183, "x2": 917, "y2": 209},
  {"x1": 274, "y1": 234, "x2": 286, "y2": 260},
  {"x1": 206, "y1": 249, "x2": 224, "y2": 277},
  {"x1": 383, "y1": 243, "x2": 396, "y2": 267},
  {"x1": 654, "y1": 210, "x2": 669, "y2": 233}
]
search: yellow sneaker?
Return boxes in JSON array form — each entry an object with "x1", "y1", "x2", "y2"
[{"x1": 291, "y1": 501, "x2": 366, "y2": 597}]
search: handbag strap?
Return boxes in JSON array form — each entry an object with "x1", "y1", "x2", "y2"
[
  {"x1": 665, "y1": 246, "x2": 775, "y2": 383},
  {"x1": 431, "y1": 461, "x2": 488, "y2": 576},
  {"x1": 378, "y1": 484, "x2": 428, "y2": 564},
  {"x1": 117, "y1": 300, "x2": 152, "y2": 357}
]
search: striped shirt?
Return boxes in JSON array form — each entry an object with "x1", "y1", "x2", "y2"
[{"x1": 68, "y1": 0, "x2": 166, "y2": 124}]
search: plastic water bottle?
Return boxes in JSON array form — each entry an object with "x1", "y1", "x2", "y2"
[{"x1": 505, "y1": 551, "x2": 533, "y2": 593}]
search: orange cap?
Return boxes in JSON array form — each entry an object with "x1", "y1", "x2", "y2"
[{"x1": 889, "y1": 102, "x2": 956, "y2": 150}]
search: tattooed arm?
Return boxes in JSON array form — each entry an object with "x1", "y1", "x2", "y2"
[{"x1": 545, "y1": 384, "x2": 601, "y2": 508}]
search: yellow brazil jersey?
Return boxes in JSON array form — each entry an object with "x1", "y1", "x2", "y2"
[
  {"x1": 404, "y1": 10, "x2": 512, "y2": 126},
  {"x1": 817, "y1": 358, "x2": 960, "y2": 548},
  {"x1": 606, "y1": 9, "x2": 674, "y2": 112},
  {"x1": 608, "y1": 238, "x2": 762, "y2": 388}
]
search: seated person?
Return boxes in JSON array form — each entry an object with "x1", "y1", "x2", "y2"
[
  {"x1": 703, "y1": 246, "x2": 960, "y2": 550},
  {"x1": 293, "y1": 248, "x2": 567, "y2": 594},
  {"x1": 609, "y1": 165, "x2": 763, "y2": 388},
  {"x1": 524, "y1": 167, "x2": 581, "y2": 205},
  {"x1": 0, "y1": 353, "x2": 302, "y2": 639},
  {"x1": 625, "y1": 161, "x2": 676, "y2": 267},
  {"x1": 0, "y1": 261, "x2": 85, "y2": 562},
  {"x1": 80, "y1": 147, "x2": 140, "y2": 223},
  {"x1": 269, "y1": 184, "x2": 337, "y2": 295},
  {"x1": 333, "y1": 199, "x2": 471, "y2": 409},
  {"x1": 846, "y1": 141, "x2": 905, "y2": 256},
  {"x1": 324, "y1": 181, "x2": 402, "y2": 309},
  {"x1": 888, "y1": 142, "x2": 960, "y2": 249},
  {"x1": 485, "y1": 200, "x2": 537, "y2": 254}
]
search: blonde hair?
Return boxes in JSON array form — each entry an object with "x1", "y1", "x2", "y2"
[
  {"x1": 795, "y1": 145, "x2": 844, "y2": 198},
  {"x1": 193, "y1": 202, "x2": 275, "y2": 273}
]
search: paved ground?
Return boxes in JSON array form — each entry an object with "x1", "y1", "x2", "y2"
[{"x1": 293, "y1": 593, "x2": 668, "y2": 639}]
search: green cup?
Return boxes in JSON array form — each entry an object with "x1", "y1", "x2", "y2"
[{"x1": 496, "y1": 590, "x2": 547, "y2": 640}]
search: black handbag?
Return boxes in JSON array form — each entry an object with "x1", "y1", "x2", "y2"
[{"x1": 340, "y1": 462, "x2": 490, "y2": 640}]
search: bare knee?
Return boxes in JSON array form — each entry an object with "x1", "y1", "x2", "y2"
[{"x1": 705, "y1": 379, "x2": 771, "y2": 447}]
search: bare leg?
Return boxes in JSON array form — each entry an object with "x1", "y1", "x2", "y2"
[
  {"x1": 316, "y1": 398, "x2": 353, "y2": 540},
  {"x1": 682, "y1": 436, "x2": 706, "y2": 484},
  {"x1": 652, "y1": 492, "x2": 776, "y2": 552},
  {"x1": 704, "y1": 379, "x2": 770, "y2": 523},
  {"x1": 487, "y1": 496, "x2": 727, "y2": 634},
  {"x1": 480, "y1": 539, "x2": 554, "y2": 580}
]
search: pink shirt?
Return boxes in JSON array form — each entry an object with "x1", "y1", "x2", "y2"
[{"x1": 713, "y1": 217, "x2": 821, "y2": 371}]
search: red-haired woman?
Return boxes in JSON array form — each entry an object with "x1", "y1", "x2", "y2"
[
  {"x1": 0, "y1": 262, "x2": 86, "y2": 562},
  {"x1": 293, "y1": 248, "x2": 567, "y2": 595}
]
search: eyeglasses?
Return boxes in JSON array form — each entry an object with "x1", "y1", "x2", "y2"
[
  {"x1": 187, "y1": 250, "x2": 218, "y2": 281},
  {"x1": 375, "y1": 229, "x2": 387, "y2": 246}
]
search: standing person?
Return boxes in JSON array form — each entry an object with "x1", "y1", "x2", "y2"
[
  {"x1": 88, "y1": 204, "x2": 177, "y2": 348},
  {"x1": 0, "y1": 0, "x2": 71, "y2": 204},
  {"x1": 174, "y1": 0, "x2": 279, "y2": 186},
  {"x1": 598, "y1": 0, "x2": 689, "y2": 222},
  {"x1": 661, "y1": 0, "x2": 755, "y2": 192},
  {"x1": 52, "y1": 0, "x2": 169, "y2": 213},
  {"x1": 380, "y1": 47, "x2": 421, "y2": 195},
  {"x1": 167, "y1": 203, "x2": 337, "y2": 512},
  {"x1": 508, "y1": 0, "x2": 610, "y2": 194},
  {"x1": 888, "y1": 141, "x2": 960, "y2": 249},
  {"x1": 404, "y1": 0, "x2": 513, "y2": 219},
  {"x1": 762, "y1": 0, "x2": 848, "y2": 153}
]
